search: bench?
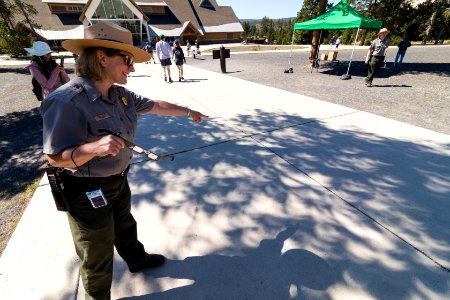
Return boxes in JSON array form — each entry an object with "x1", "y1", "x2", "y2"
[{"x1": 310, "y1": 51, "x2": 340, "y2": 73}]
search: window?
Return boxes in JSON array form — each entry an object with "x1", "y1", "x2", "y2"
[
  {"x1": 50, "y1": 5, "x2": 67, "y2": 12},
  {"x1": 50, "y1": 5, "x2": 84, "y2": 13},
  {"x1": 185, "y1": 27, "x2": 195, "y2": 34},
  {"x1": 92, "y1": 0, "x2": 137, "y2": 20},
  {"x1": 199, "y1": 0, "x2": 214, "y2": 9},
  {"x1": 67, "y1": 6, "x2": 83, "y2": 12}
]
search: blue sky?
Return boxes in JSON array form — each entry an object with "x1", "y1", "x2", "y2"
[{"x1": 217, "y1": 0, "x2": 340, "y2": 19}]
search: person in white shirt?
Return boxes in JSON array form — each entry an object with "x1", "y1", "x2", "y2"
[{"x1": 155, "y1": 34, "x2": 173, "y2": 83}]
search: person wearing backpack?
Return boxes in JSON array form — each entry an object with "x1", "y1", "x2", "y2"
[
  {"x1": 172, "y1": 39, "x2": 186, "y2": 81},
  {"x1": 25, "y1": 41, "x2": 70, "y2": 100}
]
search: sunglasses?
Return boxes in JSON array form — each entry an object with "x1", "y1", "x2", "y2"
[
  {"x1": 102, "y1": 48, "x2": 134, "y2": 67},
  {"x1": 115, "y1": 53, "x2": 134, "y2": 67}
]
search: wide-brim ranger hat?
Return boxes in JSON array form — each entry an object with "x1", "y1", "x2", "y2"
[
  {"x1": 378, "y1": 28, "x2": 389, "y2": 35},
  {"x1": 62, "y1": 21, "x2": 149, "y2": 63},
  {"x1": 24, "y1": 41, "x2": 53, "y2": 56}
]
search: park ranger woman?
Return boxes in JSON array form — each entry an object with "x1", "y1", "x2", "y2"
[{"x1": 41, "y1": 21, "x2": 208, "y2": 299}]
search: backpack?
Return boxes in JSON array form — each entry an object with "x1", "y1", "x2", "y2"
[{"x1": 32, "y1": 76, "x2": 43, "y2": 101}]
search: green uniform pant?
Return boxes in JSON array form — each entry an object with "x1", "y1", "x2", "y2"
[
  {"x1": 62, "y1": 171, "x2": 147, "y2": 300},
  {"x1": 366, "y1": 55, "x2": 384, "y2": 83}
]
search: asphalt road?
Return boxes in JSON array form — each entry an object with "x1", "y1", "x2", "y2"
[{"x1": 188, "y1": 45, "x2": 450, "y2": 135}]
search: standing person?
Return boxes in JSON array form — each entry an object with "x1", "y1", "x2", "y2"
[
  {"x1": 335, "y1": 36, "x2": 341, "y2": 49},
  {"x1": 172, "y1": 39, "x2": 186, "y2": 81},
  {"x1": 25, "y1": 41, "x2": 70, "y2": 100},
  {"x1": 186, "y1": 40, "x2": 191, "y2": 56},
  {"x1": 364, "y1": 28, "x2": 390, "y2": 87},
  {"x1": 394, "y1": 37, "x2": 411, "y2": 67},
  {"x1": 144, "y1": 41, "x2": 155, "y2": 64},
  {"x1": 155, "y1": 34, "x2": 173, "y2": 83},
  {"x1": 195, "y1": 39, "x2": 200, "y2": 55},
  {"x1": 42, "y1": 21, "x2": 208, "y2": 300},
  {"x1": 329, "y1": 36, "x2": 335, "y2": 49}
]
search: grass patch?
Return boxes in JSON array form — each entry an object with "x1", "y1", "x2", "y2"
[{"x1": 0, "y1": 178, "x2": 40, "y2": 256}]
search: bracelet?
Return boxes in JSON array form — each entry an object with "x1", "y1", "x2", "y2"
[{"x1": 186, "y1": 108, "x2": 191, "y2": 117}]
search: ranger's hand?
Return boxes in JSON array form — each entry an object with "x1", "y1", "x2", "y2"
[
  {"x1": 95, "y1": 135, "x2": 125, "y2": 157},
  {"x1": 189, "y1": 110, "x2": 208, "y2": 123}
]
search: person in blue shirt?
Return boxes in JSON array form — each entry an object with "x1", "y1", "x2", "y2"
[
  {"x1": 394, "y1": 38, "x2": 411, "y2": 67},
  {"x1": 144, "y1": 41, "x2": 155, "y2": 64}
]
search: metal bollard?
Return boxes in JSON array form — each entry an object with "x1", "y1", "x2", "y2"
[
  {"x1": 213, "y1": 46, "x2": 230, "y2": 73},
  {"x1": 220, "y1": 46, "x2": 226, "y2": 73}
]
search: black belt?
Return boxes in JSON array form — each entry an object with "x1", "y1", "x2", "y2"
[{"x1": 62, "y1": 165, "x2": 130, "y2": 185}]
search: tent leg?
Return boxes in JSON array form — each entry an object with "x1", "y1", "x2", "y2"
[
  {"x1": 284, "y1": 30, "x2": 296, "y2": 73},
  {"x1": 288, "y1": 30, "x2": 295, "y2": 69},
  {"x1": 343, "y1": 27, "x2": 360, "y2": 79}
]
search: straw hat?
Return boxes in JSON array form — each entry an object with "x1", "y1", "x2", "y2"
[
  {"x1": 378, "y1": 28, "x2": 389, "y2": 35},
  {"x1": 24, "y1": 41, "x2": 52, "y2": 56},
  {"x1": 62, "y1": 21, "x2": 149, "y2": 63}
]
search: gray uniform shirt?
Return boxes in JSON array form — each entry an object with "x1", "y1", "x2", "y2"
[
  {"x1": 42, "y1": 76, "x2": 154, "y2": 177},
  {"x1": 370, "y1": 37, "x2": 390, "y2": 57}
]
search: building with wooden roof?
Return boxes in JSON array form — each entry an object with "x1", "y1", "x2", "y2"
[{"x1": 14, "y1": 0, "x2": 243, "y2": 46}]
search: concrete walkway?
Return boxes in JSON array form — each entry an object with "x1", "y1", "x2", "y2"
[{"x1": 0, "y1": 62, "x2": 449, "y2": 299}]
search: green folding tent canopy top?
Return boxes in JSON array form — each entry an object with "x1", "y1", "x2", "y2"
[
  {"x1": 289, "y1": 0, "x2": 383, "y2": 78},
  {"x1": 293, "y1": 0, "x2": 382, "y2": 30}
]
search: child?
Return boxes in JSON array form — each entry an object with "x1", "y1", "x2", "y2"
[{"x1": 172, "y1": 39, "x2": 186, "y2": 81}]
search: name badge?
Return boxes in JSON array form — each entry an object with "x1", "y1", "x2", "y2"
[
  {"x1": 95, "y1": 113, "x2": 111, "y2": 121},
  {"x1": 86, "y1": 188, "x2": 108, "y2": 208}
]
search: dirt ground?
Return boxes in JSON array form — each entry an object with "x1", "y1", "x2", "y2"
[{"x1": 0, "y1": 65, "x2": 76, "y2": 256}]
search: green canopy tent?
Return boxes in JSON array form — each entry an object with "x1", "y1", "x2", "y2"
[{"x1": 289, "y1": 0, "x2": 383, "y2": 78}]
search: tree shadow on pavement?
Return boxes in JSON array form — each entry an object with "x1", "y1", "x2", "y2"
[
  {"x1": 0, "y1": 108, "x2": 46, "y2": 200},
  {"x1": 109, "y1": 110, "x2": 450, "y2": 299}
]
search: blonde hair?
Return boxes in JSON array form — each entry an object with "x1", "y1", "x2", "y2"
[{"x1": 75, "y1": 48, "x2": 108, "y2": 80}]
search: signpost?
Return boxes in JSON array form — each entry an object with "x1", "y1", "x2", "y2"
[{"x1": 212, "y1": 46, "x2": 230, "y2": 73}]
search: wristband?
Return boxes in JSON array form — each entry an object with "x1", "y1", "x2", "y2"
[{"x1": 186, "y1": 108, "x2": 191, "y2": 117}]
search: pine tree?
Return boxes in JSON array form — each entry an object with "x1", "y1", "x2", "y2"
[{"x1": 0, "y1": 0, "x2": 37, "y2": 56}]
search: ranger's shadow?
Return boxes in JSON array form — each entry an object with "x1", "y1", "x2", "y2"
[{"x1": 118, "y1": 225, "x2": 334, "y2": 299}]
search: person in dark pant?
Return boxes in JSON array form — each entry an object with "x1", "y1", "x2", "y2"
[
  {"x1": 394, "y1": 37, "x2": 411, "y2": 67},
  {"x1": 365, "y1": 28, "x2": 390, "y2": 87},
  {"x1": 172, "y1": 39, "x2": 186, "y2": 81},
  {"x1": 41, "y1": 21, "x2": 208, "y2": 300},
  {"x1": 155, "y1": 34, "x2": 173, "y2": 82}
]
